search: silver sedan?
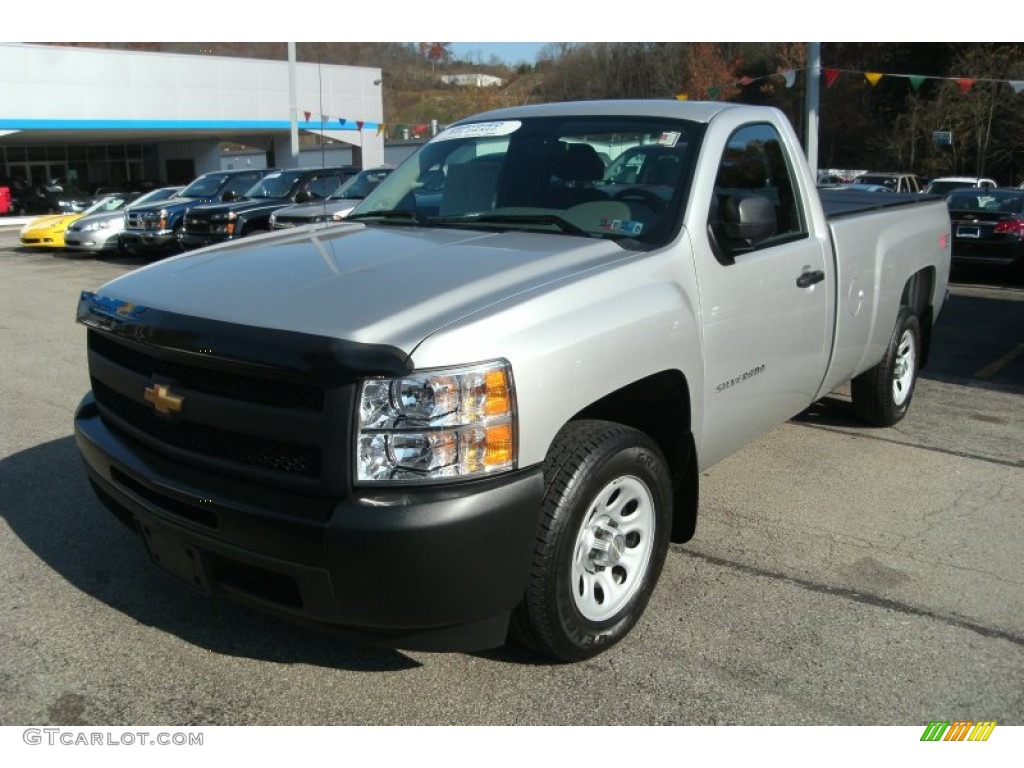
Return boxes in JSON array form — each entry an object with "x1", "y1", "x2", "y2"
[{"x1": 64, "y1": 186, "x2": 183, "y2": 253}]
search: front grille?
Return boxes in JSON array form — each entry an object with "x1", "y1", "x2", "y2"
[
  {"x1": 125, "y1": 212, "x2": 162, "y2": 231},
  {"x1": 184, "y1": 216, "x2": 214, "y2": 234},
  {"x1": 92, "y1": 378, "x2": 321, "y2": 477},
  {"x1": 89, "y1": 332, "x2": 324, "y2": 411}
]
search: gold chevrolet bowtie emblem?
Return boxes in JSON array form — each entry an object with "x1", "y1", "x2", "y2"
[{"x1": 143, "y1": 383, "x2": 184, "y2": 414}]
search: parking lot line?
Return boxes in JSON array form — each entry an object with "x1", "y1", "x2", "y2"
[{"x1": 973, "y1": 342, "x2": 1024, "y2": 379}]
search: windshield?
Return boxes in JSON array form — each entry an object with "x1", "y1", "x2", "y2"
[
  {"x1": 856, "y1": 175, "x2": 899, "y2": 190},
  {"x1": 180, "y1": 174, "x2": 230, "y2": 198},
  {"x1": 243, "y1": 170, "x2": 304, "y2": 199},
  {"x1": 82, "y1": 195, "x2": 130, "y2": 215},
  {"x1": 329, "y1": 168, "x2": 393, "y2": 199},
  {"x1": 132, "y1": 187, "x2": 182, "y2": 207},
  {"x1": 927, "y1": 181, "x2": 973, "y2": 195},
  {"x1": 350, "y1": 115, "x2": 698, "y2": 247}
]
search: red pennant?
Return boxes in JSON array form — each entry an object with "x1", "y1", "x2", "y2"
[
  {"x1": 824, "y1": 69, "x2": 840, "y2": 88},
  {"x1": 303, "y1": 110, "x2": 311, "y2": 122},
  {"x1": 957, "y1": 78, "x2": 975, "y2": 94},
  {"x1": 356, "y1": 120, "x2": 364, "y2": 131},
  {"x1": 413, "y1": 123, "x2": 428, "y2": 135},
  {"x1": 738, "y1": 76, "x2": 754, "y2": 86}
]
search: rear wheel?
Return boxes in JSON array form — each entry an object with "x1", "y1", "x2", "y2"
[
  {"x1": 851, "y1": 306, "x2": 920, "y2": 426},
  {"x1": 510, "y1": 420, "x2": 672, "y2": 662}
]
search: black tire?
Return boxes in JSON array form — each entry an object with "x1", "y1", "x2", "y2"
[
  {"x1": 510, "y1": 420, "x2": 672, "y2": 662},
  {"x1": 851, "y1": 306, "x2": 921, "y2": 426}
]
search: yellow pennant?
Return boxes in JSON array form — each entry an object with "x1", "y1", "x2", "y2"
[
  {"x1": 865, "y1": 72, "x2": 884, "y2": 86},
  {"x1": 676, "y1": 93, "x2": 689, "y2": 101}
]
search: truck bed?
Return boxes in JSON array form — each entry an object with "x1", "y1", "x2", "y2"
[{"x1": 819, "y1": 188, "x2": 944, "y2": 219}]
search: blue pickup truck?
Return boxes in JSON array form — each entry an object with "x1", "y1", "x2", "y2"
[
  {"x1": 178, "y1": 166, "x2": 356, "y2": 251},
  {"x1": 119, "y1": 168, "x2": 275, "y2": 257}
]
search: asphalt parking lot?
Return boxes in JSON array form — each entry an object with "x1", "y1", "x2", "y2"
[{"x1": 0, "y1": 225, "x2": 1021, "y2": 727}]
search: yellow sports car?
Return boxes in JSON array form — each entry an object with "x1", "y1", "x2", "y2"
[{"x1": 19, "y1": 194, "x2": 136, "y2": 248}]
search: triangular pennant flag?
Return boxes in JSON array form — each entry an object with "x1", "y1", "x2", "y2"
[
  {"x1": 738, "y1": 76, "x2": 754, "y2": 86},
  {"x1": 356, "y1": 120, "x2": 364, "y2": 131},
  {"x1": 957, "y1": 78, "x2": 975, "y2": 94},
  {"x1": 1009, "y1": 81, "x2": 1024, "y2": 94},
  {"x1": 708, "y1": 86, "x2": 720, "y2": 100},
  {"x1": 376, "y1": 123, "x2": 387, "y2": 136},
  {"x1": 338, "y1": 117, "x2": 346, "y2": 127},
  {"x1": 824, "y1": 68, "x2": 840, "y2": 88},
  {"x1": 908, "y1": 76, "x2": 925, "y2": 91},
  {"x1": 865, "y1": 72, "x2": 883, "y2": 87},
  {"x1": 782, "y1": 70, "x2": 796, "y2": 89},
  {"x1": 303, "y1": 110, "x2": 311, "y2": 122},
  {"x1": 675, "y1": 93, "x2": 688, "y2": 101},
  {"x1": 413, "y1": 123, "x2": 428, "y2": 134}
]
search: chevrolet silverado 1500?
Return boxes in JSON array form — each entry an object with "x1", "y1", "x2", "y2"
[{"x1": 74, "y1": 100, "x2": 951, "y2": 661}]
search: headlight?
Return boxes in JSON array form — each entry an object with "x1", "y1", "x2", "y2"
[
  {"x1": 356, "y1": 360, "x2": 516, "y2": 484},
  {"x1": 211, "y1": 212, "x2": 238, "y2": 221},
  {"x1": 82, "y1": 220, "x2": 114, "y2": 232}
]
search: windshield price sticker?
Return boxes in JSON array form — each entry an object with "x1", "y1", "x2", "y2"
[
  {"x1": 657, "y1": 131, "x2": 682, "y2": 147},
  {"x1": 433, "y1": 121, "x2": 522, "y2": 142}
]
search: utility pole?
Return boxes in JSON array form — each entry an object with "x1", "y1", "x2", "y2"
[
  {"x1": 288, "y1": 42, "x2": 299, "y2": 167},
  {"x1": 805, "y1": 42, "x2": 820, "y2": 177}
]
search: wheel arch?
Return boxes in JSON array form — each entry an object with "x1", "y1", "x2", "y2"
[
  {"x1": 901, "y1": 267, "x2": 935, "y2": 370},
  {"x1": 570, "y1": 369, "x2": 698, "y2": 543}
]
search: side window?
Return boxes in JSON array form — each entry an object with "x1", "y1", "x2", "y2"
[
  {"x1": 307, "y1": 175, "x2": 337, "y2": 199},
  {"x1": 225, "y1": 173, "x2": 261, "y2": 198},
  {"x1": 709, "y1": 123, "x2": 807, "y2": 259}
]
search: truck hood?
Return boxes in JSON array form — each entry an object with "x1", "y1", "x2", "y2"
[
  {"x1": 274, "y1": 199, "x2": 360, "y2": 220},
  {"x1": 95, "y1": 223, "x2": 628, "y2": 354},
  {"x1": 189, "y1": 199, "x2": 290, "y2": 217},
  {"x1": 129, "y1": 198, "x2": 203, "y2": 214}
]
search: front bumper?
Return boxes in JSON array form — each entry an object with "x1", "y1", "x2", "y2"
[
  {"x1": 65, "y1": 231, "x2": 119, "y2": 252},
  {"x1": 178, "y1": 232, "x2": 231, "y2": 251},
  {"x1": 120, "y1": 230, "x2": 180, "y2": 252},
  {"x1": 20, "y1": 234, "x2": 63, "y2": 247},
  {"x1": 74, "y1": 392, "x2": 544, "y2": 651}
]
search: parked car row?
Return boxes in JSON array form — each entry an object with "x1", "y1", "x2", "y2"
[
  {"x1": 821, "y1": 172, "x2": 1000, "y2": 196},
  {"x1": 16, "y1": 164, "x2": 396, "y2": 258}
]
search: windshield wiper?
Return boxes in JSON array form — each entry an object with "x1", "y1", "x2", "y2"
[
  {"x1": 347, "y1": 209, "x2": 430, "y2": 225},
  {"x1": 428, "y1": 213, "x2": 592, "y2": 237}
]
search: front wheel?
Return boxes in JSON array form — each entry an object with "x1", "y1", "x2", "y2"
[
  {"x1": 851, "y1": 306, "x2": 921, "y2": 426},
  {"x1": 510, "y1": 420, "x2": 672, "y2": 662}
]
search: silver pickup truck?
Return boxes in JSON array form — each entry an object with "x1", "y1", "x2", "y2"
[{"x1": 74, "y1": 100, "x2": 951, "y2": 661}]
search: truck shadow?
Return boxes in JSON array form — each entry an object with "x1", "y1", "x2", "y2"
[{"x1": 0, "y1": 436, "x2": 420, "y2": 671}]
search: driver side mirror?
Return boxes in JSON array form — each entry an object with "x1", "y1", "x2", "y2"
[
  {"x1": 711, "y1": 193, "x2": 777, "y2": 262},
  {"x1": 293, "y1": 190, "x2": 312, "y2": 204},
  {"x1": 221, "y1": 190, "x2": 239, "y2": 202}
]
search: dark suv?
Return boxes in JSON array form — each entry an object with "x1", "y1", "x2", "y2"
[
  {"x1": 178, "y1": 166, "x2": 356, "y2": 251},
  {"x1": 120, "y1": 168, "x2": 275, "y2": 256}
]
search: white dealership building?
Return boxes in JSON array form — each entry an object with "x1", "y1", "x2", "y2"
[{"x1": 0, "y1": 43, "x2": 385, "y2": 191}]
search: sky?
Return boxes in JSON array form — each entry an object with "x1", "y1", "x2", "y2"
[{"x1": 448, "y1": 43, "x2": 549, "y2": 66}]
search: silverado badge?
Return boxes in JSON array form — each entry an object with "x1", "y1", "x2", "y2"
[{"x1": 144, "y1": 383, "x2": 184, "y2": 415}]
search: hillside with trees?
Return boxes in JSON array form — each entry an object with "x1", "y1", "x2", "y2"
[{"x1": 46, "y1": 42, "x2": 1024, "y2": 184}]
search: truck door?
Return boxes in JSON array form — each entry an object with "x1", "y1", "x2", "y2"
[{"x1": 694, "y1": 122, "x2": 831, "y2": 467}]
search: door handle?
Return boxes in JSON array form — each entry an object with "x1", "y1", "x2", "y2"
[{"x1": 796, "y1": 269, "x2": 825, "y2": 288}]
